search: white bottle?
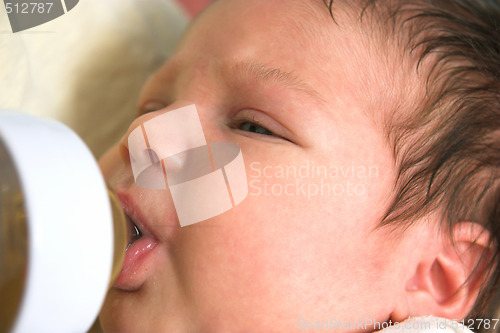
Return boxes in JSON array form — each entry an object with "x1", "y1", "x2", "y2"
[{"x1": 0, "y1": 111, "x2": 127, "y2": 333}]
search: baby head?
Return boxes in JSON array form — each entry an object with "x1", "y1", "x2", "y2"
[{"x1": 98, "y1": 0, "x2": 500, "y2": 332}]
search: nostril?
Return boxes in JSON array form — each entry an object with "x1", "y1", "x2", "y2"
[
  {"x1": 146, "y1": 148, "x2": 160, "y2": 165},
  {"x1": 139, "y1": 101, "x2": 167, "y2": 116}
]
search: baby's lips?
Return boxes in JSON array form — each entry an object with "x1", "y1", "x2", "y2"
[
  {"x1": 111, "y1": 191, "x2": 162, "y2": 290},
  {"x1": 116, "y1": 185, "x2": 183, "y2": 244},
  {"x1": 113, "y1": 235, "x2": 158, "y2": 291},
  {"x1": 117, "y1": 190, "x2": 161, "y2": 240}
]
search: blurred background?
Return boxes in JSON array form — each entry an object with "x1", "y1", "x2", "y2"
[{"x1": 0, "y1": 0, "x2": 211, "y2": 157}]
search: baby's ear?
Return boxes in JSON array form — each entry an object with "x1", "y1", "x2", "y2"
[{"x1": 392, "y1": 222, "x2": 493, "y2": 322}]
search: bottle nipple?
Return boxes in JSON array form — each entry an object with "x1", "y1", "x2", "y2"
[{"x1": 107, "y1": 188, "x2": 128, "y2": 287}]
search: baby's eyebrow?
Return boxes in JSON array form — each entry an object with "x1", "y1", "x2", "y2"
[{"x1": 227, "y1": 60, "x2": 327, "y2": 108}]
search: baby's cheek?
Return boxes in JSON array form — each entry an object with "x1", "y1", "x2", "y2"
[
  {"x1": 183, "y1": 198, "x2": 347, "y2": 324},
  {"x1": 168, "y1": 155, "x2": 399, "y2": 329},
  {"x1": 166, "y1": 200, "x2": 299, "y2": 326}
]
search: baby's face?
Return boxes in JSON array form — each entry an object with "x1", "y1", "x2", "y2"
[{"x1": 99, "y1": 0, "x2": 431, "y2": 331}]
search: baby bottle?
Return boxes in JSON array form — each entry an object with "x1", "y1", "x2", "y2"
[{"x1": 0, "y1": 111, "x2": 128, "y2": 333}]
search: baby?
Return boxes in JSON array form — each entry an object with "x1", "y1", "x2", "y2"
[{"x1": 97, "y1": 0, "x2": 500, "y2": 332}]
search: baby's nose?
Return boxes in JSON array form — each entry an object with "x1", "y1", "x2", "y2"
[
  {"x1": 127, "y1": 104, "x2": 207, "y2": 189},
  {"x1": 125, "y1": 104, "x2": 248, "y2": 227}
]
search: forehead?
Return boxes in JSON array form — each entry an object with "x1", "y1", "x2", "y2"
[
  {"x1": 170, "y1": 0, "x2": 411, "y2": 127},
  {"x1": 180, "y1": 0, "x2": 333, "y2": 61},
  {"x1": 179, "y1": 3, "x2": 370, "y2": 85}
]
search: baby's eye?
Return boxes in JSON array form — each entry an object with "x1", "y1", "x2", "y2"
[
  {"x1": 238, "y1": 122, "x2": 276, "y2": 137},
  {"x1": 230, "y1": 110, "x2": 293, "y2": 143}
]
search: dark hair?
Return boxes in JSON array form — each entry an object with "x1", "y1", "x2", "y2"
[{"x1": 323, "y1": 0, "x2": 500, "y2": 329}]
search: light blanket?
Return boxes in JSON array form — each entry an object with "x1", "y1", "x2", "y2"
[{"x1": 0, "y1": 0, "x2": 188, "y2": 157}]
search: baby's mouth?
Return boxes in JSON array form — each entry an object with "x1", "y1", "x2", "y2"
[
  {"x1": 125, "y1": 214, "x2": 142, "y2": 250},
  {"x1": 113, "y1": 190, "x2": 161, "y2": 290}
]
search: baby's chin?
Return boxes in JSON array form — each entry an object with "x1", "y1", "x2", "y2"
[
  {"x1": 100, "y1": 251, "x2": 191, "y2": 333},
  {"x1": 100, "y1": 288, "x2": 147, "y2": 332}
]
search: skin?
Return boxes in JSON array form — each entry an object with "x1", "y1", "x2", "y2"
[
  {"x1": 176, "y1": 0, "x2": 212, "y2": 17},
  {"x1": 98, "y1": 1, "x2": 446, "y2": 332}
]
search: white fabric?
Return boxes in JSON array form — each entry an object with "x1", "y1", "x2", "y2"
[{"x1": 0, "y1": 0, "x2": 189, "y2": 157}]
